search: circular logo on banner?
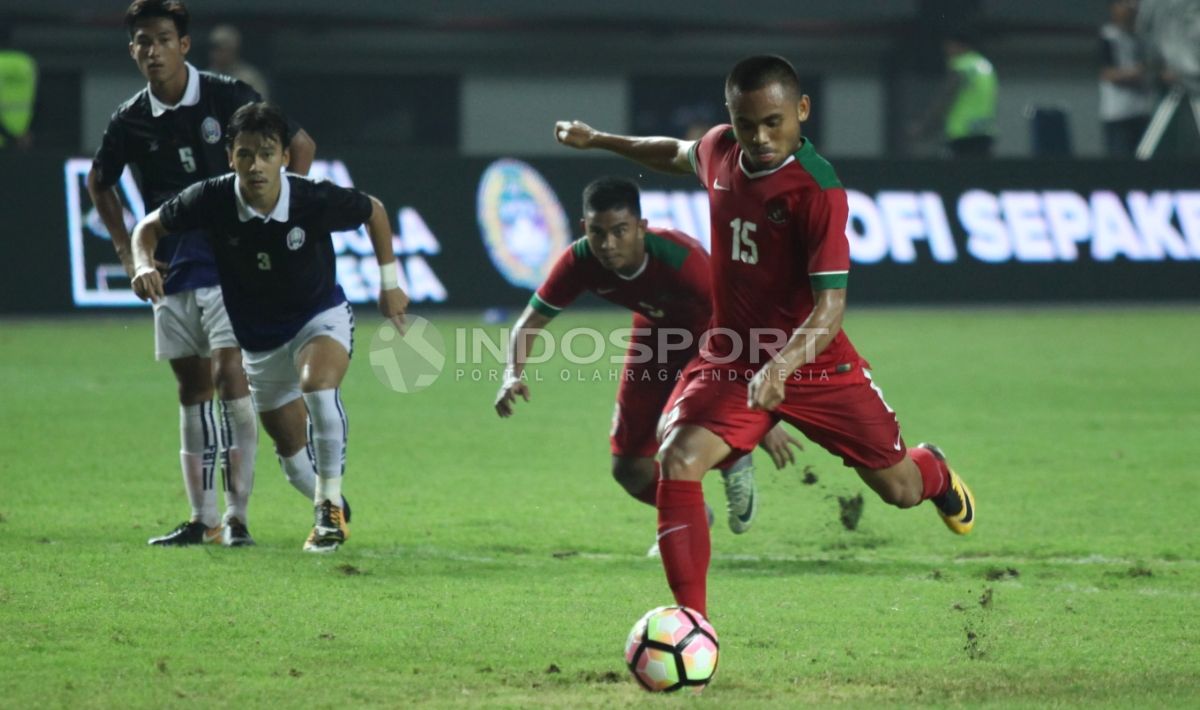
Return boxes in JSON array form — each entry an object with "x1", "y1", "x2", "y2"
[
  {"x1": 201, "y1": 116, "x2": 222, "y2": 144},
  {"x1": 476, "y1": 158, "x2": 570, "y2": 289},
  {"x1": 286, "y1": 227, "x2": 306, "y2": 250}
]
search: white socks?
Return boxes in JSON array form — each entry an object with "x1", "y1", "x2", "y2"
[
  {"x1": 219, "y1": 396, "x2": 257, "y2": 524},
  {"x1": 180, "y1": 402, "x2": 219, "y2": 528},
  {"x1": 302, "y1": 388, "x2": 347, "y2": 505},
  {"x1": 279, "y1": 449, "x2": 318, "y2": 500}
]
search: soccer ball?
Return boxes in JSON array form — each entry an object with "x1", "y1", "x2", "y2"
[{"x1": 624, "y1": 605, "x2": 719, "y2": 692}]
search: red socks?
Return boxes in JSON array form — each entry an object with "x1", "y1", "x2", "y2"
[
  {"x1": 656, "y1": 479, "x2": 710, "y2": 617},
  {"x1": 910, "y1": 446, "x2": 950, "y2": 500}
]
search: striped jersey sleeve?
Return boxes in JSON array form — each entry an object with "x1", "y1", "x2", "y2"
[
  {"x1": 800, "y1": 187, "x2": 850, "y2": 290},
  {"x1": 530, "y1": 239, "x2": 588, "y2": 317}
]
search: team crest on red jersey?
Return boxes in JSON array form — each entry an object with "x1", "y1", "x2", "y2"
[{"x1": 766, "y1": 198, "x2": 789, "y2": 225}]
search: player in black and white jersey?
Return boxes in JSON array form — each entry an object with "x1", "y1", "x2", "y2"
[
  {"x1": 130, "y1": 102, "x2": 409, "y2": 553},
  {"x1": 86, "y1": 0, "x2": 317, "y2": 547}
]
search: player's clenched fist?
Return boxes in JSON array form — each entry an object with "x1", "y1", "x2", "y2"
[
  {"x1": 554, "y1": 120, "x2": 597, "y2": 149},
  {"x1": 131, "y1": 266, "x2": 165, "y2": 303}
]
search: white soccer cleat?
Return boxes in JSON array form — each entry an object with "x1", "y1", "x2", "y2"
[{"x1": 721, "y1": 456, "x2": 757, "y2": 534}]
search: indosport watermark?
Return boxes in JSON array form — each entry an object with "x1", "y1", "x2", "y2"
[{"x1": 367, "y1": 318, "x2": 832, "y2": 394}]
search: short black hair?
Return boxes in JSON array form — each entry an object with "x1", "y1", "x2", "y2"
[
  {"x1": 227, "y1": 102, "x2": 291, "y2": 148},
  {"x1": 725, "y1": 55, "x2": 801, "y2": 98},
  {"x1": 125, "y1": 0, "x2": 190, "y2": 39},
  {"x1": 582, "y1": 177, "x2": 641, "y2": 218}
]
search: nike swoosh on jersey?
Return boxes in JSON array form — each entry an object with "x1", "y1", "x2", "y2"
[
  {"x1": 596, "y1": 287, "x2": 616, "y2": 294},
  {"x1": 713, "y1": 178, "x2": 730, "y2": 191}
]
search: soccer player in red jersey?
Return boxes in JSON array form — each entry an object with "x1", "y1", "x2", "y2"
[
  {"x1": 495, "y1": 177, "x2": 803, "y2": 549},
  {"x1": 555, "y1": 56, "x2": 975, "y2": 617}
]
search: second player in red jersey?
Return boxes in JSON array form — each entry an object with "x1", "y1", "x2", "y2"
[
  {"x1": 495, "y1": 177, "x2": 802, "y2": 550},
  {"x1": 556, "y1": 55, "x2": 977, "y2": 619}
]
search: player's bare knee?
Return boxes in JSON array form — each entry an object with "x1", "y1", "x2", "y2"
[
  {"x1": 658, "y1": 445, "x2": 704, "y2": 481},
  {"x1": 211, "y1": 348, "x2": 249, "y2": 400}
]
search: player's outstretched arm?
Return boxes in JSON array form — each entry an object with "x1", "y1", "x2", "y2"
[
  {"x1": 130, "y1": 209, "x2": 169, "y2": 303},
  {"x1": 87, "y1": 167, "x2": 137, "y2": 279},
  {"x1": 495, "y1": 306, "x2": 552, "y2": 418},
  {"x1": 553, "y1": 120, "x2": 695, "y2": 175},
  {"x1": 365, "y1": 195, "x2": 409, "y2": 333},
  {"x1": 287, "y1": 128, "x2": 317, "y2": 176}
]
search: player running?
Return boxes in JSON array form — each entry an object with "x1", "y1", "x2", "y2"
[
  {"x1": 129, "y1": 102, "x2": 408, "y2": 552},
  {"x1": 555, "y1": 55, "x2": 976, "y2": 617},
  {"x1": 494, "y1": 177, "x2": 803, "y2": 550},
  {"x1": 87, "y1": 0, "x2": 317, "y2": 547}
]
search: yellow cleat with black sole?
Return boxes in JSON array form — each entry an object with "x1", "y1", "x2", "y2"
[{"x1": 917, "y1": 443, "x2": 975, "y2": 535}]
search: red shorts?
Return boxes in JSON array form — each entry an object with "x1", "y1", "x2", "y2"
[
  {"x1": 610, "y1": 323, "x2": 696, "y2": 459},
  {"x1": 662, "y1": 358, "x2": 907, "y2": 470}
]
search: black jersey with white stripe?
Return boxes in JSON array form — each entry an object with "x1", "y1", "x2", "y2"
[
  {"x1": 158, "y1": 174, "x2": 373, "y2": 352},
  {"x1": 92, "y1": 67, "x2": 261, "y2": 294}
]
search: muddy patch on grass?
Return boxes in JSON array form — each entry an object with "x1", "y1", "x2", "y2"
[{"x1": 837, "y1": 493, "x2": 864, "y2": 530}]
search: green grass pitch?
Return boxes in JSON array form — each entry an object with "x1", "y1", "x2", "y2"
[{"x1": 1, "y1": 307, "x2": 1198, "y2": 707}]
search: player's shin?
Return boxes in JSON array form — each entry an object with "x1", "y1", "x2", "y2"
[
  {"x1": 219, "y1": 396, "x2": 257, "y2": 523},
  {"x1": 302, "y1": 388, "x2": 347, "y2": 507},
  {"x1": 180, "y1": 402, "x2": 220, "y2": 528},
  {"x1": 656, "y1": 479, "x2": 711, "y2": 617},
  {"x1": 278, "y1": 449, "x2": 317, "y2": 499}
]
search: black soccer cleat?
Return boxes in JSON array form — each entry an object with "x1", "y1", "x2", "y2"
[
  {"x1": 148, "y1": 520, "x2": 223, "y2": 546},
  {"x1": 303, "y1": 500, "x2": 349, "y2": 553},
  {"x1": 222, "y1": 517, "x2": 255, "y2": 547}
]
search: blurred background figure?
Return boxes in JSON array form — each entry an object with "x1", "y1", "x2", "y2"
[
  {"x1": 1134, "y1": 0, "x2": 1200, "y2": 156},
  {"x1": 910, "y1": 28, "x2": 998, "y2": 158},
  {"x1": 1099, "y1": 0, "x2": 1155, "y2": 157},
  {"x1": 0, "y1": 46, "x2": 37, "y2": 150},
  {"x1": 207, "y1": 24, "x2": 269, "y2": 100}
]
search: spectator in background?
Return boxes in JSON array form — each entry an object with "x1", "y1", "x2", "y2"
[
  {"x1": 1137, "y1": 0, "x2": 1200, "y2": 93},
  {"x1": 1100, "y1": 0, "x2": 1155, "y2": 157},
  {"x1": 910, "y1": 29, "x2": 998, "y2": 158},
  {"x1": 208, "y1": 24, "x2": 269, "y2": 100},
  {"x1": 0, "y1": 48, "x2": 37, "y2": 150}
]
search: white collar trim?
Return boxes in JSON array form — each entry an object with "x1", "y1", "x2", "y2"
[
  {"x1": 148, "y1": 63, "x2": 201, "y2": 117},
  {"x1": 739, "y1": 150, "x2": 796, "y2": 179},
  {"x1": 235, "y1": 172, "x2": 290, "y2": 223},
  {"x1": 614, "y1": 253, "x2": 649, "y2": 281}
]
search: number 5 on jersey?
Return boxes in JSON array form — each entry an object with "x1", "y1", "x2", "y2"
[
  {"x1": 179, "y1": 147, "x2": 196, "y2": 173},
  {"x1": 730, "y1": 218, "x2": 758, "y2": 264}
]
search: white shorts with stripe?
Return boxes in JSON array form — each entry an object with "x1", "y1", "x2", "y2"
[
  {"x1": 153, "y1": 286, "x2": 238, "y2": 361},
  {"x1": 241, "y1": 302, "x2": 355, "y2": 413}
]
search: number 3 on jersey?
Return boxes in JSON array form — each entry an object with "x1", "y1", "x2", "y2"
[
  {"x1": 257, "y1": 253, "x2": 271, "y2": 270},
  {"x1": 730, "y1": 218, "x2": 758, "y2": 264}
]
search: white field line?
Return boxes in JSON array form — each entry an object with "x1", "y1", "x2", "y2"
[{"x1": 349, "y1": 546, "x2": 1200, "y2": 568}]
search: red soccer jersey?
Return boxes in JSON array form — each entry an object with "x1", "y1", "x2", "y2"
[
  {"x1": 531, "y1": 227, "x2": 712, "y2": 338},
  {"x1": 688, "y1": 125, "x2": 860, "y2": 372}
]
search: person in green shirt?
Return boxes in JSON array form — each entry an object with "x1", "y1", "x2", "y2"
[
  {"x1": 911, "y1": 30, "x2": 998, "y2": 158},
  {"x1": 0, "y1": 49, "x2": 37, "y2": 150}
]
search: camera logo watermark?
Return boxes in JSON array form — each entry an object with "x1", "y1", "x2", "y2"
[{"x1": 368, "y1": 316, "x2": 446, "y2": 393}]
